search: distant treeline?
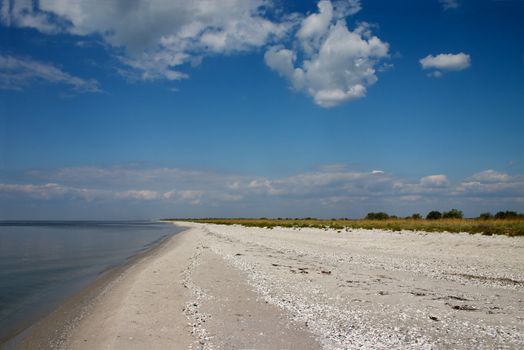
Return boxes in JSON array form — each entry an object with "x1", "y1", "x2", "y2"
[
  {"x1": 365, "y1": 210, "x2": 523, "y2": 221},
  {"x1": 164, "y1": 211, "x2": 524, "y2": 237}
]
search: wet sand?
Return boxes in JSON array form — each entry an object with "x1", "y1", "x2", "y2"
[
  {"x1": 3, "y1": 233, "x2": 178, "y2": 350},
  {"x1": 10, "y1": 223, "x2": 524, "y2": 349}
]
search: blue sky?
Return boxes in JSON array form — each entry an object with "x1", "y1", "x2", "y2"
[{"x1": 1, "y1": 0, "x2": 523, "y2": 219}]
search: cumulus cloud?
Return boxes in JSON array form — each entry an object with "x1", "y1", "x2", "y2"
[
  {"x1": 420, "y1": 53, "x2": 470, "y2": 71},
  {"x1": 1, "y1": 0, "x2": 295, "y2": 82},
  {"x1": 439, "y1": 0, "x2": 460, "y2": 10},
  {"x1": 265, "y1": 0, "x2": 389, "y2": 107},
  {"x1": 1, "y1": 0, "x2": 389, "y2": 105},
  {"x1": 420, "y1": 52, "x2": 470, "y2": 77},
  {"x1": 296, "y1": 0, "x2": 334, "y2": 53},
  {"x1": 0, "y1": 55, "x2": 100, "y2": 92}
]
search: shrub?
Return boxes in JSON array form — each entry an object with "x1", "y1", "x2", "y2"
[
  {"x1": 365, "y1": 212, "x2": 389, "y2": 220},
  {"x1": 411, "y1": 213, "x2": 422, "y2": 220},
  {"x1": 479, "y1": 212, "x2": 493, "y2": 220},
  {"x1": 495, "y1": 211, "x2": 518, "y2": 219},
  {"x1": 426, "y1": 211, "x2": 442, "y2": 220},
  {"x1": 442, "y1": 209, "x2": 463, "y2": 219}
]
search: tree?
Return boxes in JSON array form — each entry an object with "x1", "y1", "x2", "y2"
[
  {"x1": 426, "y1": 211, "x2": 442, "y2": 220},
  {"x1": 365, "y1": 212, "x2": 389, "y2": 220},
  {"x1": 442, "y1": 208, "x2": 464, "y2": 219},
  {"x1": 411, "y1": 213, "x2": 422, "y2": 220},
  {"x1": 479, "y1": 212, "x2": 493, "y2": 220},
  {"x1": 495, "y1": 211, "x2": 518, "y2": 219}
]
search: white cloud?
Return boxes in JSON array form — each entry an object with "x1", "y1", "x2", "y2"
[
  {"x1": 3, "y1": 167, "x2": 524, "y2": 217},
  {"x1": 0, "y1": 183, "x2": 108, "y2": 201},
  {"x1": 468, "y1": 170, "x2": 510, "y2": 183},
  {"x1": 439, "y1": 0, "x2": 459, "y2": 10},
  {"x1": 1, "y1": 0, "x2": 296, "y2": 82},
  {"x1": 263, "y1": 46, "x2": 297, "y2": 83},
  {"x1": 297, "y1": 0, "x2": 334, "y2": 53},
  {"x1": 456, "y1": 180, "x2": 524, "y2": 196},
  {"x1": 296, "y1": 0, "x2": 362, "y2": 54},
  {"x1": 455, "y1": 170, "x2": 523, "y2": 197},
  {"x1": 420, "y1": 52, "x2": 471, "y2": 72},
  {"x1": 420, "y1": 175, "x2": 449, "y2": 188},
  {"x1": 247, "y1": 179, "x2": 283, "y2": 196},
  {"x1": 333, "y1": 0, "x2": 362, "y2": 17},
  {"x1": 19, "y1": 166, "x2": 524, "y2": 206},
  {"x1": 244, "y1": 170, "x2": 394, "y2": 197},
  {"x1": 0, "y1": 182, "x2": 209, "y2": 204},
  {"x1": 0, "y1": 55, "x2": 100, "y2": 92},
  {"x1": 0, "y1": 0, "x2": 62, "y2": 33},
  {"x1": 116, "y1": 190, "x2": 161, "y2": 201},
  {"x1": 1, "y1": 0, "x2": 387, "y2": 105},
  {"x1": 265, "y1": 1, "x2": 389, "y2": 107}
]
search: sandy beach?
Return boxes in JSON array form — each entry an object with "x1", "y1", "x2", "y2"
[{"x1": 16, "y1": 223, "x2": 524, "y2": 349}]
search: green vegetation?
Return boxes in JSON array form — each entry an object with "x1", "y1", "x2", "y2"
[
  {"x1": 365, "y1": 212, "x2": 390, "y2": 220},
  {"x1": 164, "y1": 210, "x2": 524, "y2": 236},
  {"x1": 494, "y1": 211, "x2": 519, "y2": 219},
  {"x1": 479, "y1": 212, "x2": 493, "y2": 220},
  {"x1": 410, "y1": 213, "x2": 422, "y2": 220},
  {"x1": 442, "y1": 208, "x2": 464, "y2": 219},
  {"x1": 426, "y1": 211, "x2": 442, "y2": 220}
]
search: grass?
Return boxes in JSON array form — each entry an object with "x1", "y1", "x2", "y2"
[{"x1": 163, "y1": 217, "x2": 524, "y2": 236}]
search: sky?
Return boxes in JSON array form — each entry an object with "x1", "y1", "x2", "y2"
[{"x1": 0, "y1": 0, "x2": 523, "y2": 220}]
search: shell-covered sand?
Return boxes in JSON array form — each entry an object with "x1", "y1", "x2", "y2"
[{"x1": 21, "y1": 223, "x2": 524, "y2": 349}]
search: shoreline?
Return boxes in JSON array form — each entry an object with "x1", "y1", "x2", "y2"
[
  {"x1": 55, "y1": 222, "x2": 320, "y2": 349},
  {"x1": 0, "y1": 225, "x2": 189, "y2": 350},
  {"x1": 4, "y1": 222, "x2": 523, "y2": 349}
]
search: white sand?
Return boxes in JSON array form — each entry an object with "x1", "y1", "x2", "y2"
[{"x1": 49, "y1": 223, "x2": 524, "y2": 349}]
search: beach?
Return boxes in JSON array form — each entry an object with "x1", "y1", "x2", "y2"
[{"x1": 16, "y1": 223, "x2": 524, "y2": 349}]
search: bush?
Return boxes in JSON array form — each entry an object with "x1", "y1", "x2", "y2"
[
  {"x1": 411, "y1": 213, "x2": 422, "y2": 220},
  {"x1": 426, "y1": 211, "x2": 442, "y2": 220},
  {"x1": 495, "y1": 211, "x2": 518, "y2": 219},
  {"x1": 365, "y1": 212, "x2": 389, "y2": 220},
  {"x1": 479, "y1": 212, "x2": 493, "y2": 220},
  {"x1": 443, "y1": 209, "x2": 463, "y2": 219}
]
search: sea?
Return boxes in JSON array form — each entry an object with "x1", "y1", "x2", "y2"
[{"x1": 0, "y1": 220, "x2": 185, "y2": 344}]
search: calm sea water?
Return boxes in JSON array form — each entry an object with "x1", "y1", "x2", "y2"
[{"x1": 0, "y1": 221, "x2": 185, "y2": 342}]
